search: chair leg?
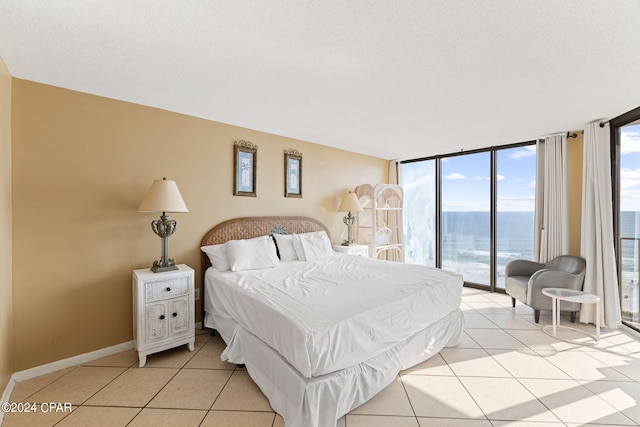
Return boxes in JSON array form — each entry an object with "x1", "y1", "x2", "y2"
[
  {"x1": 570, "y1": 311, "x2": 576, "y2": 323},
  {"x1": 511, "y1": 297, "x2": 515, "y2": 308},
  {"x1": 534, "y1": 309, "x2": 540, "y2": 323}
]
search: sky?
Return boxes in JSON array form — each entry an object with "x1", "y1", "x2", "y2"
[
  {"x1": 442, "y1": 146, "x2": 536, "y2": 211},
  {"x1": 402, "y1": 144, "x2": 537, "y2": 212},
  {"x1": 403, "y1": 123, "x2": 640, "y2": 213},
  {"x1": 620, "y1": 123, "x2": 640, "y2": 211}
]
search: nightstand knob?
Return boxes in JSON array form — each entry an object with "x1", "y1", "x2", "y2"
[
  {"x1": 159, "y1": 315, "x2": 165, "y2": 320},
  {"x1": 165, "y1": 287, "x2": 171, "y2": 292},
  {"x1": 172, "y1": 312, "x2": 178, "y2": 317}
]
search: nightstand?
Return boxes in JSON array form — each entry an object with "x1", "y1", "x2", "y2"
[
  {"x1": 333, "y1": 244, "x2": 369, "y2": 257},
  {"x1": 132, "y1": 264, "x2": 195, "y2": 367}
]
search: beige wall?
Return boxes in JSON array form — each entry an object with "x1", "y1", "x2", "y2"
[
  {"x1": 4, "y1": 75, "x2": 591, "y2": 374},
  {"x1": 11, "y1": 79, "x2": 387, "y2": 371},
  {"x1": 0, "y1": 58, "x2": 12, "y2": 389}
]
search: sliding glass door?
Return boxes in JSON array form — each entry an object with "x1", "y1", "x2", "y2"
[
  {"x1": 613, "y1": 110, "x2": 640, "y2": 331},
  {"x1": 441, "y1": 152, "x2": 491, "y2": 285},
  {"x1": 495, "y1": 146, "x2": 537, "y2": 289},
  {"x1": 401, "y1": 142, "x2": 536, "y2": 291},
  {"x1": 402, "y1": 159, "x2": 436, "y2": 267}
]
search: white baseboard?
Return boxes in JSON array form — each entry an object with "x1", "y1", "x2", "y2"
[
  {"x1": 12, "y1": 340, "x2": 135, "y2": 383},
  {"x1": 0, "y1": 375, "x2": 15, "y2": 424},
  {"x1": 1, "y1": 340, "x2": 134, "y2": 424},
  {"x1": 5, "y1": 325, "x2": 204, "y2": 392}
]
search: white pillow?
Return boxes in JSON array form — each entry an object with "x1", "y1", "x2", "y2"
[
  {"x1": 292, "y1": 233, "x2": 306, "y2": 261},
  {"x1": 293, "y1": 231, "x2": 333, "y2": 261},
  {"x1": 272, "y1": 234, "x2": 298, "y2": 261},
  {"x1": 200, "y1": 244, "x2": 230, "y2": 271},
  {"x1": 226, "y1": 235, "x2": 280, "y2": 271}
]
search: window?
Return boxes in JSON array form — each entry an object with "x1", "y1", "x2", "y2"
[
  {"x1": 401, "y1": 142, "x2": 536, "y2": 291},
  {"x1": 402, "y1": 159, "x2": 436, "y2": 267},
  {"x1": 495, "y1": 146, "x2": 537, "y2": 289},
  {"x1": 441, "y1": 152, "x2": 491, "y2": 285},
  {"x1": 612, "y1": 107, "x2": 640, "y2": 332}
]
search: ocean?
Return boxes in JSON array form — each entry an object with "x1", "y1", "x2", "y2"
[
  {"x1": 404, "y1": 210, "x2": 640, "y2": 320},
  {"x1": 619, "y1": 212, "x2": 640, "y2": 321},
  {"x1": 404, "y1": 211, "x2": 534, "y2": 286}
]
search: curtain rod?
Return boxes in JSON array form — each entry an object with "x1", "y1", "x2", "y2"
[{"x1": 538, "y1": 131, "x2": 583, "y2": 142}]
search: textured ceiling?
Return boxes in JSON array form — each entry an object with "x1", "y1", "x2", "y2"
[{"x1": 1, "y1": 1, "x2": 639, "y2": 160}]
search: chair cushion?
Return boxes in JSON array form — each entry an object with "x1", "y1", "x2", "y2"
[{"x1": 505, "y1": 276, "x2": 529, "y2": 304}]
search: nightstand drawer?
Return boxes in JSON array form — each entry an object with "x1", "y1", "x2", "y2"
[{"x1": 145, "y1": 276, "x2": 189, "y2": 302}]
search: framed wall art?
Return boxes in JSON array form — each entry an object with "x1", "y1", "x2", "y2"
[
  {"x1": 284, "y1": 148, "x2": 302, "y2": 198},
  {"x1": 233, "y1": 140, "x2": 257, "y2": 197}
]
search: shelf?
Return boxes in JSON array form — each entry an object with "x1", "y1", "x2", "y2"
[
  {"x1": 370, "y1": 244, "x2": 403, "y2": 249},
  {"x1": 354, "y1": 183, "x2": 405, "y2": 262}
]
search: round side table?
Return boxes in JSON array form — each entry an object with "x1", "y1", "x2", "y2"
[{"x1": 541, "y1": 288, "x2": 600, "y2": 345}]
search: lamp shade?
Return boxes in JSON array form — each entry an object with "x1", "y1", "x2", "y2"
[
  {"x1": 338, "y1": 192, "x2": 363, "y2": 212},
  {"x1": 138, "y1": 178, "x2": 189, "y2": 213}
]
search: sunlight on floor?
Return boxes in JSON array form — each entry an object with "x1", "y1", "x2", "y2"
[{"x1": 3, "y1": 288, "x2": 640, "y2": 426}]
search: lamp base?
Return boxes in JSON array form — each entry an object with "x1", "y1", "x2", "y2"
[
  {"x1": 341, "y1": 240, "x2": 359, "y2": 246},
  {"x1": 151, "y1": 259, "x2": 178, "y2": 273},
  {"x1": 151, "y1": 265, "x2": 178, "y2": 273},
  {"x1": 150, "y1": 214, "x2": 179, "y2": 273}
]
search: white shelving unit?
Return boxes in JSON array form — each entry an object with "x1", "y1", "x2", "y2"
[{"x1": 354, "y1": 184, "x2": 404, "y2": 261}]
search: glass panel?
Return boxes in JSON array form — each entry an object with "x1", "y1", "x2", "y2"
[
  {"x1": 619, "y1": 121, "x2": 640, "y2": 329},
  {"x1": 495, "y1": 146, "x2": 536, "y2": 289},
  {"x1": 400, "y1": 160, "x2": 436, "y2": 267},
  {"x1": 441, "y1": 152, "x2": 490, "y2": 285}
]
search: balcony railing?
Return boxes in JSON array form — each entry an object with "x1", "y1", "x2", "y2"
[{"x1": 619, "y1": 237, "x2": 640, "y2": 328}]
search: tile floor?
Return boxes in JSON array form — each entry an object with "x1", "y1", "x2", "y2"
[{"x1": 3, "y1": 287, "x2": 640, "y2": 426}]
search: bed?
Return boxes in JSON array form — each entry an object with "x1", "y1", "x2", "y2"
[{"x1": 200, "y1": 216, "x2": 464, "y2": 427}]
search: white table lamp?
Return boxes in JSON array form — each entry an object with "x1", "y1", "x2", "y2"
[
  {"x1": 338, "y1": 191, "x2": 363, "y2": 246},
  {"x1": 138, "y1": 177, "x2": 189, "y2": 272}
]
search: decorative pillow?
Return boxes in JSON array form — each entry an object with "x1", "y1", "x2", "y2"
[
  {"x1": 200, "y1": 244, "x2": 230, "y2": 271},
  {"x1": 293, "y1": 231, "x2": 333, "y2": 261},
  {"x1": 226, "y1": 235, "x2": 280, "y2": 271},
  {"x1": 272, "y1": 233, "x2": 298, "y2": 261}
]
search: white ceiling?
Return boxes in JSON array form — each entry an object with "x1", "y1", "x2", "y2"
[{"x1": 1, "y1": 1, "x2": 639, "y2": 160}]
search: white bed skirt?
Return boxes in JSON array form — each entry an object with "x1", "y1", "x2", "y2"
[{"x1": 205, "y1": 308, "x2": 464, "y2": 427}]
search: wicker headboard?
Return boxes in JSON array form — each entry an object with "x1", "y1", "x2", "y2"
[{"x1": 200, "y1": 216, "x2": 330, "y2": 269}]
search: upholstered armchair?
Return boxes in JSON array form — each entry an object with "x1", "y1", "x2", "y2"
[{"x1": 505, "y1": 255, "x2": 586, "y2": 323}]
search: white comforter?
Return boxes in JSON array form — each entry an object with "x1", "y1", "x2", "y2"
[{"x1": 204, "y1": 253, "x2": 463, "y2": 378}]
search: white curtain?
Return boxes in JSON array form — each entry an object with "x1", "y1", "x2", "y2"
[
  {"x1": 535, "y1": 134, "x2": 569, "y2": 262},
  {"x1": 580, "y1": 122, "x2": 621, "y2": 328}
]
